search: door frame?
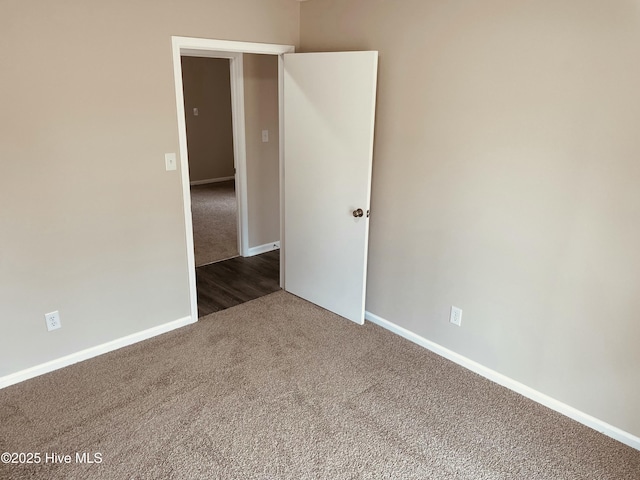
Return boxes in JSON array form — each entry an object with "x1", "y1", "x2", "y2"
[{"x1": 171, "y1": 36, "x2": 294, "y2": 321}]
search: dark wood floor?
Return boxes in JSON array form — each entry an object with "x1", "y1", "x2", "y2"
[{"x1": 196, "y1": 250, "x2": 280, "y2": 317}]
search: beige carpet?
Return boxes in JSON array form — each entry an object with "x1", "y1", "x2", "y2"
[
  {"x1": 1, "y1": 291, "x2": 638, "y2": 479},
  {"x1": 191, "y1": 181, "x2": 238, "y2": 267}
]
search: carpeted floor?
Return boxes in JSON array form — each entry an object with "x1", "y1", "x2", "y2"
[
  {"x1": 191, "y1": 181, "x2": 238, "y2": 267},
  {"x1": 1, "y1": 291, "x2": 638, "y2": 479}
]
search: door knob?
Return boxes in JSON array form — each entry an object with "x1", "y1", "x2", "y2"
[{"x1": 352, "y1": 208, "x2": 364, "y2": 218}]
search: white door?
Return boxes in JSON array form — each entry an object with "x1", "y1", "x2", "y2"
[{"x1": 283, "y1": 51, "x2": 378, "y2": 324}]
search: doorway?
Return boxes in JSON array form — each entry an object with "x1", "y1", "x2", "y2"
[
  {"x1": 175, "y1": 42, "x2": 288, "y2": 319},
  {"x1": 181, "y1": 56, "x2": 239, "y2": 267},
  {"x1": 174, "y1": 39, "x2": 378, "y2": 325}
]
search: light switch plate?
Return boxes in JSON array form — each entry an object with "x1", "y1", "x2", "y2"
[
  {"x1": 262, "y1": 130, "x2": 269, "y2": 143},
  {"x1": 165, "y1": 153, "x2": 177, "y2": 171}
]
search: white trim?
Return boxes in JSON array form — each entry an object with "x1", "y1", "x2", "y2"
[
  {"x1": 189, "y1": 176, "x2": 235, "y2": 186},
  {"x1": 172, "y1": 37, "x2": 294, "y2": 321},
  {"x1": 172, "y1": 39, "x2": 199, "y2": 323},
  {"x1": 0, "y1": 316, "x2": 195, "y2": 390},
  {"x1": 247, "y1": 241, "x2": 280, "y2": 257},
  {"x1": 278, "y1": 55, "x2": 286, "y2": 289},
  {"x1": 230, "y1": 53, "x2": 248, "y2": 257},
  {"x1": 365, "y1": 311, "x2": 640, "y2": 451},
  {"x1": 174, "y1": 37, "x2": 295, "y2": 57}
]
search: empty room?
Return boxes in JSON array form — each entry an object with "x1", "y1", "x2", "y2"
[{"x1": 1, "y1": 1, "x2": 639, "y2": 479}]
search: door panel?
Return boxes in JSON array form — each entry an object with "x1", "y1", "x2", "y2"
[{"x1": 283, "y1": 51, "x2": 378, "y2": 324}]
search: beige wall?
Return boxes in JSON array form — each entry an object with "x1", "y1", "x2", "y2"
[
  {"x1": 0, "y1": 0, "x2": 298, "y2": 377},
  {"x1": 301, "y1": 0, "x2": 640, "y2": 438},
  {"x1": 181, "y1": 57, "x2": 235, "y2": 182},
  {"x1": 4, "y1": 0, "x2": 639, "y2": 443},
  {"x1": 244, "y1": 54, "x2": 280, "y2": 248}
]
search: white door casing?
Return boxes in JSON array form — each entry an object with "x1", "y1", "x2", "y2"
[
  {"x1": 283, "y1": 51, "x2": 378, "y2": 324},
  {"x1": 172, "y1": 37, "x2": 294, "y2": 321}
]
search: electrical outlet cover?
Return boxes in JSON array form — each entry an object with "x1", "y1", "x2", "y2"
[
  {"x1": 45, "y1": 311, "x2": 62, "y2": 331},
  {"x1": 450, "y1": 306, "x2": 462, "y2": 327}
]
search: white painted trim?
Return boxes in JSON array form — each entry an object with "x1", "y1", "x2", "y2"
[
  {"x1": 0, "y1": 316, "x2": 195, "y2": 390},
  {"x1": 172, "y1": 37, "x2": 294, "y2": 320},
  {"x1": 365, "y1": 311, "x2": 640, "y2": 451},
  {"x1": 172, "y1": 38, "x2": 199, "y2": 323},
  {"x1": 247, "y1": 241, "x2": 280, "y2": 257},
  {"x1": 189, "y1": 176, "x2": 234, "y2": 186},
  {"x1": 278, "y1": 55, "x2": 286, "y2": 289},
  {"x1": 174, "y1": 37, "x2": 295, "y2": 57},
  {"x1": 229, "y1": 53, "x2": 248, "y2": 258}
]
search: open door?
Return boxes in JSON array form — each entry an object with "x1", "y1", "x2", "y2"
[{"x1": 283, "y1": 51, "x2": 378, "y2": 324}]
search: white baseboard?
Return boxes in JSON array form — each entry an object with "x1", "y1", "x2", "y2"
[
  {"x1": 0, "y1": 315, "x2": 196, "y2": 390},
  {"x1": 365, "y1": 311, "x2": 640, "y2": 451},
  {"x1": 247, "y1": 241, "x2": 280, "y2": 257},
  {"x1": 190, "y1": 176, "x2": 234, "y2": 186}
]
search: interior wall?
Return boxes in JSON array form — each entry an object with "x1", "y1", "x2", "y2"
[
  {"x1": 243, "y1": 54, "x2": 281, "y2": 249},
  {"x1": 181, "y1": 57, "x2": 235, "y2": 183},
  {"x1": 300, "y1": 0, "x2": 640, "y2": 438},
  {"x1": 0, "y1": 0, "x2": 299, "y2": 378}
]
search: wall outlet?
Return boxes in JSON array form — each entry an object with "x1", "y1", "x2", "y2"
[
  {"x1": 45, "y1": 311, "x2": 62, "y2": 331},
  {"x1": 450, "y1": 306, "x2": 462, "y2": 327}
]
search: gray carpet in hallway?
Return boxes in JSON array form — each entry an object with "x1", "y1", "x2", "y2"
[
  {"x1": 1, "y1": 291, "x2": 638, "y2": 479},
  {"x1": 191, "y1": 180, "x2": 238, "y2": 267}
]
